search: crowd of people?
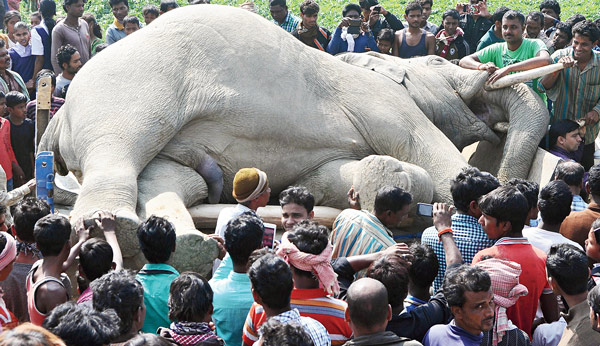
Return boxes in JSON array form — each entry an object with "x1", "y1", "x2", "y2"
[
  {"x1": 0, "y1": 163, "x2": 599, "y2": 345},
  {"x1": 0, "y1": 0, "x2": 596, "y2": 344}
]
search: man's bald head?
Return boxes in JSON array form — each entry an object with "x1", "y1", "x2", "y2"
[{"x1": 346, "y1": 278, "x2": 390, "y2": 329}]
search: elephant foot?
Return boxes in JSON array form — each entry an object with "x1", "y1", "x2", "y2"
[
  {"x1": 113, "y1": 208, "x2": 142, "y2": 258},
  {"x1": 170, "y1": 231, "x2": 218, "y2": 278},
  {"x1": 137, "y1": 157, "x2": 218, "y2": 276}
]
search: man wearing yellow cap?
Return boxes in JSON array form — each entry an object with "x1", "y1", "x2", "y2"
[{"x1": 212, "y1": 168, "x2": 270, "y2": 272}]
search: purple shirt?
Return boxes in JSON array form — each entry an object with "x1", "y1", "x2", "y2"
[
  {"x1": 423, "y1": 320, "x2": 482, "y2": 346},
  {"x1": 549, "y1": 145, "x2": 583, "y2": 162}
]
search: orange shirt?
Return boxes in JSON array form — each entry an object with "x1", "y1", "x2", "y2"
[{"x1": 473, "y1": 237, "x2": 552, "y2": 339}]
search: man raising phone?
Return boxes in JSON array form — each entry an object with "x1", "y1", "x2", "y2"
[
  {"x1": 421, "y1": 167, "x2": 500, "y2": 291},
  {"x1": 359, "y1": 0, "x2": 404, "y2": 38},
  {"x1": 327, "y1": 3, "x2": 378, "y2": 54},
  {"x1": 457, "y1": 0, "x2": 492, "y2": 52}
]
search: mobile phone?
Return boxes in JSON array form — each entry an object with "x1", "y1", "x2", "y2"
[
  {"x1": 594, "y1": 228, "x2": 600, "y2": 244},
  {"x1": 416, "y1": 203, "x2": 433, "y2": 217},
  {"x1": 466, "y1": 3, "x2": 480, "y2": 14},
  {"x1": 35, "y1": 151, "x2": 54, "y2": 213},
  {"x1": 263, "y1": 222, "x2": 276, "y2": 248},
  {"x1": 348, "y1": 19, "x2": 361, "y2": 35}
]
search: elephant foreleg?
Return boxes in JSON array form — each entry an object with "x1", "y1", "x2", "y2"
[{"x1": 137, "y1": 157, "x2": 218, "y2": 277}]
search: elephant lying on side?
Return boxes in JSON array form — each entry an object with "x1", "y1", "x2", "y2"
[
  {"x1": 39, "y1": 5, "x2": 548, "y2": 274},
  {"x1": 336, "y1": 52, "x2": 549, "y2": 183}
]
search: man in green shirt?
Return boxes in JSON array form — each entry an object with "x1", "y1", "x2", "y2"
[
  {"x1": 135, "y1": 215, "x2": 180, "y2": 333},
  {"x1": 540, "y1": 21, "x2": 600, "y2": 170},
  {"x1": 476, "y1": 6, "x2": 509, "y2": 51},
  {"x1": 459, "y1": 10, "x2": 551, "y2": 102}
]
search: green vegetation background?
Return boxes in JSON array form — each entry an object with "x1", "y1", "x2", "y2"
[{"x1": 19, "y1": 0, "x2": 599, "y2": 36}]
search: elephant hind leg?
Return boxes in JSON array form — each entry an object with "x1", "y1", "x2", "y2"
[{"x1": 137, "y1": 157, "x2": 218, "y2": 276}]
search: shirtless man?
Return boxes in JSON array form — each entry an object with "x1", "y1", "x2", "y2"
[{"x1": 393, "y1": 1, "x2": 435, "y2": 58}]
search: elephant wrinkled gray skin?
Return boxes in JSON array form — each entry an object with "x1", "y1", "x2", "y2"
[
  {"x1": 338, "y1": 52, "x2": 549, "y2": 183},
  {"x1": 39, "y1": 5, "x2": 547, "y2": 274}
]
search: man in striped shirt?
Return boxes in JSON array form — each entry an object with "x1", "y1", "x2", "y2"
[
  {"x1": 278, "y1": 222, "x2": 353, "y2": 345},
  {"x1": 242, "y1": 253, "x2": 330, "y2": 346},
  {"x1": 270, "y1": 0, "x2": 301, "y2": 33},
  {"x1": 540, "y1": 20, "x2": 600, "y2": 170},
  {"x1": 331, "y1": 186, "x2": 412, "y2": 259}
]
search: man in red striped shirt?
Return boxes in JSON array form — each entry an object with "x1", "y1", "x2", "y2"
[
  {"x1": 291, "y1": 0, "x2": 331, "y2": 52},
  {"x1": 243, "y1": 221, "x2": 353, "y2": 345}
]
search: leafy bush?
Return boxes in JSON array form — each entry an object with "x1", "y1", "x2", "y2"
[{"x1": 19, "y1": 0, "x2": 599, "y2": 37}]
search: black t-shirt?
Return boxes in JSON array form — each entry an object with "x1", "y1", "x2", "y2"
[{"x1": 5, "y1": 116, "x2": 35, "y2": 179}]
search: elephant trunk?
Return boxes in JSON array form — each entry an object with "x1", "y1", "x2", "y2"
[{"x1": 481, "y1": 84, "x2": 549, "y2": 182}]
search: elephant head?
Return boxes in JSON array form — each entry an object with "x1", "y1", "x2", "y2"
[{"x1": 337, "y1": 53, "x2": 549, "y2": 182}]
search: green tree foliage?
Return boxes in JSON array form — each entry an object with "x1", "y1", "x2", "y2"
[{"x1": 18, "y1": 0, "x2": 599, "y2": 38}]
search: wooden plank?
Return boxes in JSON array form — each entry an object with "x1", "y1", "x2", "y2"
[
  {"x1": 188, "y1": 204, "x2": 342, "y2": 230},
  {"x1": 55, "y1": 204, "x2": 344, "y2": 232},
  {"x1": 35, "y1": 76, "x2": 52, "y2": 149}
]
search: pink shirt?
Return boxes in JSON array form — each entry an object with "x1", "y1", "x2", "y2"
[{"x1": 0, "y1": 118, "x2": 16, "y2": 180}]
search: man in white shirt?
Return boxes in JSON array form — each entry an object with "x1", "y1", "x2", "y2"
[
  {"x1": 212, "y1": 167, "x2": 270, "y2": 272},
  {"x1": 523, "y1": 180, "x2": 583, "y2": 253}
]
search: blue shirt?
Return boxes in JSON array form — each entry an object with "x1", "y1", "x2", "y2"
[
  {"x1": 136, "y1": 263, "x2": 179, "y2": 333},
  {"x1": 403, "y1": 295, "x2": 428, "y2": 313},
  {"x1": 572, "y1": 194, "x2": 589, "y2": 212},
  {"x1": 424, "y1": 320, "x2": 482, "y2": 346},
  {"x1": 209, "y1": 255, "x2": 253, "y2": 346},
  {"x1": 326, "y1": 27, "x2": 379, "y2": 55},
  {"x1": 421, "y1": 213, "x2": 495, "y2": 291},
  {"x1": 106, "y1": 23, "x2": 126, "y2": 45}
]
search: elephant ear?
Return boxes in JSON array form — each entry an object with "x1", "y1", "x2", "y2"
[{"x1": 336, "y1": 52, "x2": 406, "y2": 85}]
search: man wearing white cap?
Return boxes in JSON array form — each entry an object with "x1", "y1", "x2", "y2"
[{"x1": 212, "y1": 167, "x2": 270, "y2": 273}]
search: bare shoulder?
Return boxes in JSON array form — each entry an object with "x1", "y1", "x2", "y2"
[{"x1": 35, "y1": 280, "x2": 68, "y2": 313}]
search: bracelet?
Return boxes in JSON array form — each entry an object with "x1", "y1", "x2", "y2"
[
  {"x1": 476, "y1": 63, "x2": 483, "y2": 70},
  {"x1": 437, "y1": 228, "x2": 453, "y2": 241}
]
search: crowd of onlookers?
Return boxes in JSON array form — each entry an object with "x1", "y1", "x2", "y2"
[
  {"x1": 0, "y1": 0, "x2": 597, "y2": 345},
  {"x1": 3, "y1": 164, "x2": 600, "y2": 346}
]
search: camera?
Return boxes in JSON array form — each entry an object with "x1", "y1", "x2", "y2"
[
  {"x1": 348, "y1": 18, "x2": 362, "y2": 35},
  {"x1": 462, "y1": 3, "x2": 480, "y2": 14}
]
